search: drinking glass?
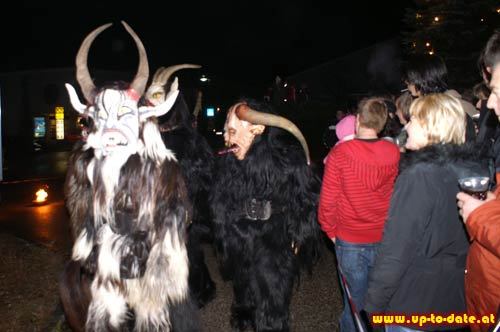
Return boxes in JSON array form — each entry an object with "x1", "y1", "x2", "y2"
[{"x1": 458, "y1": 176, "x2": 490, "y2": 201}]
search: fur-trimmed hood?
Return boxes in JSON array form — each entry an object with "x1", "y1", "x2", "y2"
[{"x1": 400, "y1": 143, "x2": 494, "y2": 183}]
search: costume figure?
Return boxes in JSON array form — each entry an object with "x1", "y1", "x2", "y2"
[
  {"x1": 211, "y1": 99, "x2": 321, "y2": 331},
  {"x1": 59, "y1": 21, "x2": 199, "y2": 331},
  {"x1": 145, "y1": 66, "x2": 216, "y2": 307}
]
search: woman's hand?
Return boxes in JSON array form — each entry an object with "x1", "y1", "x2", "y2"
[{"x1": 456, "y1": 191, "x2": 495, "y2": 222}]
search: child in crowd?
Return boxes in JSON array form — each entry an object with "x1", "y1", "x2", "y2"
[{"x1": 323, "y1": 115, "x2": 356, "y2": 164}]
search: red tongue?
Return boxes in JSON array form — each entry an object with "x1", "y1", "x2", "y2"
[{"x1": 217, "y1": 146, "x2": 238, "y2": 155}]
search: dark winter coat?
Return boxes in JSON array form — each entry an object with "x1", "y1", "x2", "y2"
[{"x1": 364, "y1": 143, "x2": 493, "y2": 329}]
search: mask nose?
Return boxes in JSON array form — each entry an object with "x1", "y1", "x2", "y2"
[{"x1": 102, "y1": 129, "x2": 126, "y2": 146}]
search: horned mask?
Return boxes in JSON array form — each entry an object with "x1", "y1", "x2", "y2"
[
  {"x1": 65, "y1": 21, "x2": 179, "y2": 158},
  {"x1": 223, "y1": 103, "x2": 311, "y2": 165}
]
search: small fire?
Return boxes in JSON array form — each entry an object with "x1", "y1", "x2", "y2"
[{"x1": 35, "y1": 188, "x2": 48, "y2": 203}]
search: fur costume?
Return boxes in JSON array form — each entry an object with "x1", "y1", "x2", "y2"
[
  {"x1": 59, "y1": 22, "x2": 199, "y2": 332},
  {"x1": 145, "y1": 67, "x2": 216, "y2": 307},
  {"x1": 211, "y1": 99, "x2": 321, "y2": 331}
]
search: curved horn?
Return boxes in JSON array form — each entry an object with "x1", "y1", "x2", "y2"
[
  {"x1": 76, "y1": 23, "x2": 112, "y2": 103},
  {"x1": 155, "y1": 64, "x2": 202, "y2": 85},
  {"x1": 235, "y1": 104, "x2": 311, "y2": 165},
  {"x1": 152, "y1": 66, "x2": 166, "y2": 82},
  {"x1": 121, "y1": 21, "x2": 149, "y2": 96}
]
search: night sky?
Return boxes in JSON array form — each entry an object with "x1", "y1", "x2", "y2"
[{"x1": 0, "y1": 1, "x2": 414, "y2": 94}]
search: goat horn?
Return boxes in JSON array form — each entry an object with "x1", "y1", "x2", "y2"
[
  {"x1": 154, "y1": 64, "x2": 202, "y2": 85},
  {"x1": 121, "y1": 21, "x2": 149, "y2": 96},
  {"x1": 75, "y1": 23, "x2": 112, "y2": 103}
]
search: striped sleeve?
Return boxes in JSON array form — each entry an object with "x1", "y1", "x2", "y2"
[{"x1": 318, "y1": 148, "x2": 341, "y2": 239}]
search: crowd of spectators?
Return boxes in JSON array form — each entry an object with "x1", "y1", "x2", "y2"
[{"x1": 318, "y1": 31, "x2": 500, "y2": 332}]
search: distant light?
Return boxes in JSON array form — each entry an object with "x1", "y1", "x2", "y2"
[
  {"x1": 481, "y1": 18, "x2": 485, "y2": 22},
  {"x1": 215, "y1": 131, "x2": 223, "y2": 135},
  {"x1": 200, "y1": 75, "x2": 209, "y2": 82},
  {"x1": 284, "y1": 83, "x2": 288, "y2": 87},
  {"x1": 416, "y1": 13, "x2": 422, "y2": 19},
  {"x1": 429, "y1": 50, "x2": 434, "y2": 55},
  {"x1": 206, "y1": 107, "x2": 215, "y2": 117},
  {"x1": 434, "y1": 16, "x2": 439, "y2": 22},
  {"x1": 497, "y1": 8, "x2": 500, "y2": 14},
  {"x1": 283, "y1": 98, "x2": 287, "y2": 102},
  {"x1": 216, "y1": 107, "x2": 221, "y2": 112},
  {"x1": 34, "y1": 188, "x2": 48, "y2": 204}
]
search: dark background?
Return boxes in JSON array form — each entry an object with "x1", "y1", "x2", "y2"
[{"x1": 0, "y1": 0, "x2": 413, "y2": 96}]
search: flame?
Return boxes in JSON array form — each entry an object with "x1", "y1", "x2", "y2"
[{"x1": 35, "y1": 189, "x2": 48, "y2": 203}]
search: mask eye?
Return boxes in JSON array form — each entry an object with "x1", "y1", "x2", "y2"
[
  {"x1": 98, "y1": 109, "x2": 108, "y2": 120},
  {"x1": 152, "y1": 92, "x2": 163, "y2": 100},
  {"x1": 117, "y1": 106, "x2": 132, "y2": 117}
]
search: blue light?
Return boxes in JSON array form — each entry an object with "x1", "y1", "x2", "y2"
[
  {"x1": 34, "y1": 117, "x2": 46, "y2": 138},
  {"x1": 206, "y1": 107, "x2": 215, "y2": 117}
]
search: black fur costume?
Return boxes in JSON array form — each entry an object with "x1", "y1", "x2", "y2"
[
  {"x1": 210, "y1": 100, "x2": 321, "y2": 331},
  {"x1": 157, "y1": 92, "x2": 216, "y2": 308}
]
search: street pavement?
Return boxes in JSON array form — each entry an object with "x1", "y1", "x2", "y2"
[
  {"x1": 0, "y1": 150, "x2": 342, "y2": 331},
  {"x1": 0, "y1": 150, "x2": 72, "y2": 251}
]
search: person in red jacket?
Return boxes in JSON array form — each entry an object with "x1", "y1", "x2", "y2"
[
  {"x1": 318, "y1": 97, "x2": 400, "y2": 332},
  {"x1": 457, "y1": 30, "x2": 500, "y2": 332}
]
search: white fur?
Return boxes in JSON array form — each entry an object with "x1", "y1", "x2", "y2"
[
  {"x1": 87, "y1": 279, "x2": 128, "y2": 329},
  {"x1": 85, "y1": 131, "x2": 104, "y2": 157},
  {"x1": 161, "y1": 224, "x2": 189, "y2": 302},
  {"x1": 86, "y1": 160, "x2": 95, "y2": 186},
  {"x1": 125, "y1": 220, "x2": 189, "y2": 330},
  {"x1": 71, "y1": 229, "x2": 93, "y2": 261},
  {"x1": 92, "y1": 153, "x2": 129, "y2": 225},
  {"x1": 141, "y1": 121, "x2": 177, "y2": 164},
  {"x1": 97, "y1": 224, "x2": 124, "y2": 280},
  {"x1": 101, "y1": 153, "x2": 128, "y2": 199}
]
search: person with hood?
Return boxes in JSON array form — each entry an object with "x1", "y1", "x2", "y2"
[
  {"x1": 318, "y1": 97, "x2": 400, "y2": 332},
  {"x1": 365, "y1": 93, "x2": 492, "y2": 332}
]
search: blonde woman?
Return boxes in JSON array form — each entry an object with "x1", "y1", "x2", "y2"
[{"x1": 364, "y1": 93, "x2": 493, "y2": 332}]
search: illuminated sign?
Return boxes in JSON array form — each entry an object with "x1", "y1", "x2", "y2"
[
  {"x1": 55, "y1": 106, "x2": 64, "y2": 140},
  {"x1": 206, "y1": 107, "x2": 215, "y2": 117},
  {"x1": 55, "y1": 106, "x2": 64, "y2": 120},
  {"x1": 33, "y1": 117, "x2": 46, "y2": 138},
  {"x1": 56, "y1": 120, "x2": 64, "y2": 140}
]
